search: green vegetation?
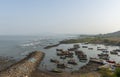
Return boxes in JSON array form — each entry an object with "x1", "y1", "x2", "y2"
[
  {"x1": 44, "y1": 31, "x2": 120, "y2": 50},
  {"x1": 45, "y1": 31, "x2": 120, "y2": 49},
  {"x1": 60, "y1": 37, "x2": 120, "y2": 46},
  {"x1": 99, "y1": 68, "x2": 120, "y2": 77},
  {"x1": 99, "y1": 68, "x2": 115, "y2": 77},
  {"x1": 59, "y1": 37, "x2": 100, "y2": 44},
  {"x1": 60, "y1": 30, "x2": 120, "y2": 45},
  {"x1": 114, "y1": 68, "x2": 120, "y2": 77},
  {"x1": 101, "y1": 31, "x2": 120, "y2": 37}
]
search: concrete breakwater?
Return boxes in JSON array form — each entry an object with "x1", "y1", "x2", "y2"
[{"x1": 0, "y1": 51, "x2": 44, "y2": 77}]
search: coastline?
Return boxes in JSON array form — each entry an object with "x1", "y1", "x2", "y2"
[
  {"x1": 41, "y1": 37, "x2": 120, "y2": 77},
  {"x1": 59, "y1": 37, "x2": 120, "y2": 46},
  {"x1": 0, "y1": 38, "x2": 119, "y2": 77},
  {"x1": 44, "y1": 37, "x2": 120, "y2": 49}
]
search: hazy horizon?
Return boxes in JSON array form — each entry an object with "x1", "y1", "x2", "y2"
[{"x1": 0, "y1": 0, "x2": 120, "y2": 35}]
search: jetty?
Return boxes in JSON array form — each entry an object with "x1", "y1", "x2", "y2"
[{"x1": 0, "y1": 51, "x2": 44, "y2": 77}]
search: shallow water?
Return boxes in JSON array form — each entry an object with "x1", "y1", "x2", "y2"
[
  {"x1": 0, "y1": 35, "x2": 74, "y2": 59},
  {"x1": 39, "y1": 43, "x2": 120, "y2": 72}
]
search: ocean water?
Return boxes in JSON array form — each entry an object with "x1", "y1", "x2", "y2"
[
  {"x1": 0, "y1": 35, "x2": 75, "y2": 59},
  {"x1": 0, "y1": 35, "x2": 120, "y2": 72}
]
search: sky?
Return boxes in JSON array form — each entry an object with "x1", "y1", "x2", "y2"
[{"x1": 0, "y1": 0, "x2": 120, "y2": 35}]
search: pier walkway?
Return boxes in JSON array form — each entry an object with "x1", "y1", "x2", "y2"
[{"x1": 0, "y1": 51, "x2": 44, "y2": 77}]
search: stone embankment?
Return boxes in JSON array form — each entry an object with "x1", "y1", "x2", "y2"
[{"x1": 0, "y1": 51, "x2": 44, "y2": 77}]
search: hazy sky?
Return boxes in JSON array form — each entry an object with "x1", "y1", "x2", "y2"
[{"x1": 0, "y1": 0, "x2": 120, "y2": 35}]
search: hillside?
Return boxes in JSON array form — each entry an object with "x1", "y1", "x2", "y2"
[
  {"x1": 101, "y1": 31, "x2": 120, "y2": 37},
  {"x1": 59, "y1": 30, "x2": 120, "y2": 46}
]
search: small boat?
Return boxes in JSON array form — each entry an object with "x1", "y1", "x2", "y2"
[
  {"x1": 89, "y1": 58, "x2": 104, "y2": 65},
  {"x1": 97, "y1": 48, "x2": 107, "y2": 51},
  {"x1": 79, "y1": 59, "x2": 87, "y2": 62},
  {"x1": 99, "y1": 56, "x2": 109, "y2": 60},
  {"x1": 68, "y1": 48, "x2": 76, "y2": 51},
  {"x1": 79, "y1": 57, "x2": 87, "y2": 60},
  {"x1": 98, "y1": 53, "x2": 109, "y2": 60},
  {"x1": 57, "y1": 51, "x2": 73, "y2": 56},
  {"x1": 65, "y1": 54, "x2": 73, "y2": 58},
  {"x1": 118, "y1": 52, "x2": 120, "y2": 56},
  {"x1": 60, "y1": 56, "x2": 66, "y2": 59},
  {"x1": 98, "y1": 53, "x2": 109, "y2": 57},
  {"x1": 57, "y1": 63, "x2": 66, "y2": 69},
  {"x1": 114, "y1": 49, "x2": 120, "y2": 52},
  {"x1": 97, "y1": 47, "x2": 101, "y2": 49},
  {"x1": 56, "y1": 49, "x2": 63, "y2": 51},
  {"x1": 75, "y1": 50, "x2": 83, "y2": 55},
  {"x1": 73, "y1": 44, "x2": 80, "y2": 49},
  {"x1": 50, "y1": 68, "x2": 62, "y2": 73},
  {"x1": 82, "y1": 46, "x2": 88, "y2": 48},
  {"x1": 90, "y1": 57, "x2": 97, "y2": 59},
  {"x1": 106, "y1": 60, "x2": 116, "y2": 64},
  {"x1": 110, "y1": 51, "x2": 118, "y2": 55},
  {"x1": 56, "y1": 51, "x2": 65, "y2": 56},
  {"x1": 88, "y1": 48, "x2": 93, "y2": 50},
  {"x1": 84, "y1": 42, "x2": 89, "y2": 44},
  {"x1": 75, "y1": 50, "x2": 88, "y2": 61},
  {"x1": 68, "y1": 59, "x2": 77, "y2": 65},
  {"x1": 50, "y1": 59, "x2": 59, "y2": 63},
  {"x1": 102, "y1": 50, "x2": 109, "y2": 53},
  {"x1": 66, "y1": 65, "x2": 73, "y2": 69},
  {"x1": 115, "y1": 63, "x2": 120, "y2": 67},
  {"x1": 78, "y1": 54, "x2": 87, "y2": 59}
]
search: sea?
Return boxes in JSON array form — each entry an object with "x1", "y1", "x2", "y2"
[
  {"x1": 0, "y1": 34, "x2": 75, "y2": 57},
  {"x1": 0, "y1": 35, "x2": 120, "y2": 72}
]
